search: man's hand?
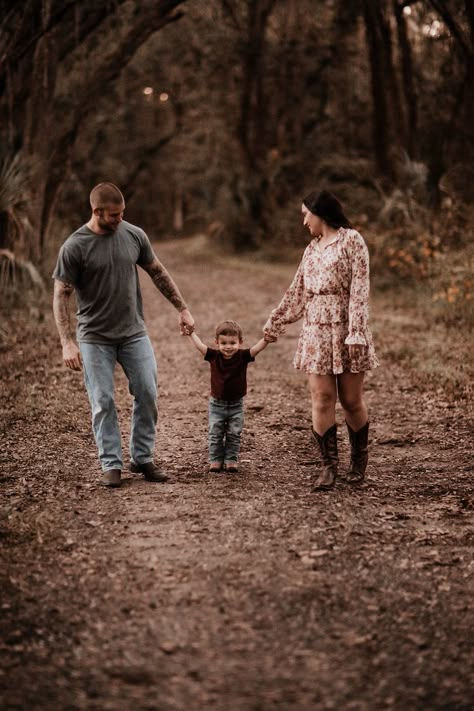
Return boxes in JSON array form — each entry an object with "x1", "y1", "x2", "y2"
[
  {"x1": 62, "y1": 340, "x2": 82, "y2": 371},
  {"x1": 179, "y1": 308, "x2": 195, "y2": 336}
]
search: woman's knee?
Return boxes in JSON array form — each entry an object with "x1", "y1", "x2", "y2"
[
  {"x1": 339, "y1": 392, "x2": 364, "y2": 413},
  {"x1": 310, "y1": 388, "x2": 336, "y2": 410},
  {"x1": 338, "y1": 373, "x2": 365, "y2": 411}
]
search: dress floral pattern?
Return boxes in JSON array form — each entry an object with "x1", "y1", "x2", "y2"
[{"x1": 263, "y1": 228, "x2": 379, "y2": 375}]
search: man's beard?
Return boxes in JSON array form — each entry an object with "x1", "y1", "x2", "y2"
[{"x1": 99, "y1": 219, "x2": 116, "y2": 233}]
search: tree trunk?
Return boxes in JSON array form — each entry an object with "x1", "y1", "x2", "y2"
[
  {"x1": 362, "y1": 0, "x2": 408, "y2": 180},
  {"x1": 0, "y1": 0, "x2": 187, "y2": 262},
  {"x1": 233, "y1": 0, "x2": 276, "y2": 248},
  {"x1": 237, "y1": 0, "x2": 275, "y2": 171},
  {"x1": 362, "y1": 0, "x2": 394, "y2": 179},
  {"x1": 393, "y1": 0, "x2": 418, "y2": 157},
  {"x1": 424, "y1": 0, "x2": 474, "y2": 202}
]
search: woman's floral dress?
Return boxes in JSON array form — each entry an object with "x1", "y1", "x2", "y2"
[{"x1": 263, "y1": 228, "x2": 379, "y2": 375}]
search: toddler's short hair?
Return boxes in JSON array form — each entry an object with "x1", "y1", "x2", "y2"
[{"x1": 215, "y1": 320, "x2": 243, "y2": 340}]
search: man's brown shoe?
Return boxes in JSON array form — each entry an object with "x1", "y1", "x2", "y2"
[
  {"x1": 101, "y1": 469, "x2": 122, "y2": 488},
  {"x1": 130, "y1": 461, "x2": 169, "y2": 482}
]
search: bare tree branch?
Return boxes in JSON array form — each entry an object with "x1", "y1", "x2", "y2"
[
  {"x1": 37, "y1": 0, "x2": 187, "y2": 248},
  {"x1": 1, "y1": 0, "x2": 81, "y2": 68},
  {"x1": 427, "y1": 0, "x2": 471, "y2": 59},
  {"x1": 220, "y1": 0, "x2": 241, "y2": 29}
]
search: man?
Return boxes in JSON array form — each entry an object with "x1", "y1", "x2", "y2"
[{"x1": 52, "y1": 182, "x2": 194, "y2": 488}]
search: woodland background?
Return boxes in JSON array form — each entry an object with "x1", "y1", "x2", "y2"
[
  {"x1": 0, "y1": 0, "x2": 473, "y2": 323},
  {"x1": 1, "y1": 4, "x2": 473, "y2": 708}
]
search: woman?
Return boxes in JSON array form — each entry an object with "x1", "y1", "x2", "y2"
[{"x1": 263, "y1": 190, "x2": 379, "y2": 490}]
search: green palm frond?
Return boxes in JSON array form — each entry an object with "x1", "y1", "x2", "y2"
[
  {"x1": 0, "y1": 150, "x2": 38, "y2": 212},
  {"x1": 0, "y1": 149, "x2": 38, "y2": 256}
]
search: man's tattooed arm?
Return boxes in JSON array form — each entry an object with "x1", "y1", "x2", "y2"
[
  {"x1": 142, "y1": 257, "x2": 188, "y2": 311},
  {"x1": 53, "y1": 279, "x2": 75, "y2": 344},
  {"x1": 53, "y1": 279, "x2": 82, "y2": 370}
]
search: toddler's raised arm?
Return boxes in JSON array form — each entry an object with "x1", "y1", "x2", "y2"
[
  {"x1": 188, "y1": 331, "x2": 208, "y2": 355},
  {"x1": 250, "y1": 337, "x2": 271, "y2": 358}
]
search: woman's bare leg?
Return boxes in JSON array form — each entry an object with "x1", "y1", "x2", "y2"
[
  {"x1": 337, "y1": 372, "x2": 368, "y2": 430},
  {"x1": 308, "y1": 374, "x2": 337, "y2": 435}
]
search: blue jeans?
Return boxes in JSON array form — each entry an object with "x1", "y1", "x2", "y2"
[
  {"x1": 80, "y1": 336, "x2": 157, "y2": 472},
  {"x1": 208, "y1": 397, "x2": 244, "y2": 463}
]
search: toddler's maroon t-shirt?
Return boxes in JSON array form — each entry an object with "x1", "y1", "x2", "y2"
[{"x1": 204, "y1": 348, "x2": 255, "y2": 400}]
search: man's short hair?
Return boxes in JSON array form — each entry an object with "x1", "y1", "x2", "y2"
[
  {"x1": 215, "y1": 320, "x2": 243, "y2": 340},
  {"x1": 90, "y1": 183, "x2": 124, "y2": 209}
]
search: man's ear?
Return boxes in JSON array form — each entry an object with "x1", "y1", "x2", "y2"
[{"x1": 92, "y1": 207, "x2": 102, "y2": 216}]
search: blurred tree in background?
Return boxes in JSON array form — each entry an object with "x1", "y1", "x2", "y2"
[
  {"x1": 0, "y1": 0, "x2": 187, "y2": 263},
  {"x1": 0, "y1": 0, "x2": 472, "y2": 270}
]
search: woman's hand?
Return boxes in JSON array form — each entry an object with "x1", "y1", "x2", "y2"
[{"x1": 349, "y1": 344, "x2": 367, "y2": 359}]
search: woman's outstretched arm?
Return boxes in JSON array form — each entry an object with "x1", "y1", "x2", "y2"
[{"x1": 263, "y1": 259, "x2": 307, "y2": 339}]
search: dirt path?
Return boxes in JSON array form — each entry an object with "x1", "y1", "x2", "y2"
[{"x1": 1, "y1": 238, "x2": 472, "y2": 710}]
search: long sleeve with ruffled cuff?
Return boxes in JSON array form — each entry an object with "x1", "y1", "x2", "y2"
[
  {"x1": 344, "y1": 233, "x2": 371, "y2": 346},
  {"x1": 263, "y1": 258, "x2": 307, "y2": 339}
]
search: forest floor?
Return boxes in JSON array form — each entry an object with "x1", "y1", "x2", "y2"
[{"x1": 0, "y1": 236, "x2": 473, "y2": 711}]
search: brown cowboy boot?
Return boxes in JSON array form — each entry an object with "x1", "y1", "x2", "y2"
[
  {"x1": 346, "y1": 422, "x2": 369, "y2": 484},
  {"x1": 312, "y1": 424, "x2": 338, "y2": 490}
]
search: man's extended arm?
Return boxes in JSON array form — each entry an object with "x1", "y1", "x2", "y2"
[
  {"x1": 52, "y1": 279, "x2": 82, "y2": 370},
  {"x1": 142, "y1": 256, "x2": 194, "y2": 334}
]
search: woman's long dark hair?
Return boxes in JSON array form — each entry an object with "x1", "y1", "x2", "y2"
[{"x1": 302, "y1": 190, "x2": 351, "y2": 229}]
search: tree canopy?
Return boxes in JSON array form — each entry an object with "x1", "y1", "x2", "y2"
[{"x1": 0, "y1": 0, "x2": 472, "y2": 261}]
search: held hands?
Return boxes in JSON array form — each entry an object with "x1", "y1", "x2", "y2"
[
  {"x1": 179, "y1": 308, "x2": 195, "y2": 336},
  {"x1": 248, "y1": 331, "x2": 277, "y2": 358},
  {"x1": 62, "y1": 341, "x2": 82, "y2": 371}
]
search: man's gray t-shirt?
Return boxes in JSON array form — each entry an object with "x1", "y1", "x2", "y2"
[{"x1": 53, "y1": 221, "x2": 155, "y2": 344}]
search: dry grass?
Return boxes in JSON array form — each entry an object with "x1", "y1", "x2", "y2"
[{"x1": 372, "y1": 289, "x2": 472, "y2": 400}]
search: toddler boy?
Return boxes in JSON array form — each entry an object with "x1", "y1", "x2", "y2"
[{"x1": 188, "y1": 320, "x2": 270, "y2": 472}]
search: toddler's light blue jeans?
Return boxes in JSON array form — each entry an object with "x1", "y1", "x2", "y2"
[
  {"x1": 79, "y1": 336, "x2": 157, "y2": 472},
  {"x1": 208, "y1": 397, "x2": 244, "y2": 463}
]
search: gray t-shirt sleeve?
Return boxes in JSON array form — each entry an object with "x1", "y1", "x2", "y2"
[
  {"x1": 135, "y1": 228, "x2": 156, "y2": 266},
  {"x1": 52, "y1": 240, "x2": 81, "y2": 286}
]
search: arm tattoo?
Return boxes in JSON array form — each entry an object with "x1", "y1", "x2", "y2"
[
  {"x1": 146, "y1": 259, "x2": 187, "y2": 311},
  {"x1": 53, "y1": 280, "x2": 75, "y2": 345}
]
